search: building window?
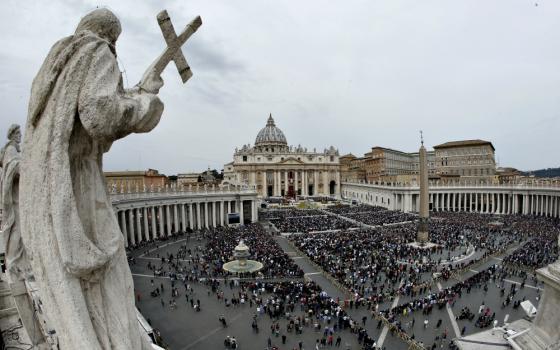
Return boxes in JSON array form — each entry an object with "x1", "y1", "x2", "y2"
[
  {"x1": 242, "y1": 156, "x2": 247, "y2": 162},
  {"x1": 330, "y1": 156, "x2": 334, "y2": 162}
]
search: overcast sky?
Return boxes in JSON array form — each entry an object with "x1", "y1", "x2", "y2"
[{"x1": 1, "y1": 0, "x2": 559, "y2": 174}]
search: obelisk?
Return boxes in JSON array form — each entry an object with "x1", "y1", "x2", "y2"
[{"x1": 417, "y1": 132, "x2": 429, "y2": 243}]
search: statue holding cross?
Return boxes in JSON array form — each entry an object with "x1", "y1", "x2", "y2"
[{"x1": 19, "y1": 8, "x2": 201, "y2": 349}]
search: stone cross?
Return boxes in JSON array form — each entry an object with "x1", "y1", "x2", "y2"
[{"x1": 139, "y1": 10, "x2": 202, "y2": 90}]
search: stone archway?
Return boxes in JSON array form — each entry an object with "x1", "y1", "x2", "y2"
[{"x1": 329, "y1": 180, "x2": 336, "y2": 195}]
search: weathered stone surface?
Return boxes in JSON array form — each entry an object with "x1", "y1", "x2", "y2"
[{"x1": 19, "y1": 8, "x2": 166, "y2": 349}]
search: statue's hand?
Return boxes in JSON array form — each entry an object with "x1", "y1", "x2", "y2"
[{"x1": 139, "y1": 71, "x2": 164, "y2": 94}]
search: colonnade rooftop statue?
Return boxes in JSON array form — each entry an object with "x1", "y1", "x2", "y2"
[{"x1": 9, "y1": 8, "x2": 202, "y2": 349}]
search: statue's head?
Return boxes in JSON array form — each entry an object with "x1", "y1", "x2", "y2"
[
  {"x1": 7, "y1": 124, "x2": 21, "y2": 144},
  {"x1": 76, "y1": 8, "x2": 122, "y2": 46}
]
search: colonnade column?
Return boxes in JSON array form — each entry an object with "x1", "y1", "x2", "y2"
[
  {"x1": 181, "y1": 204, "x2": 186, "y2": 232},
  {"x1": 220, "y1": 201, "x2": 225, "y2": 226},
  {"x1": 165, "y1": 205, "x2": 171, "y2": 236},
  {"x1": 196, "y1": 202, "x2": 202, "y2": 230},
  {"x1": 189, "y1": 203, "x2": 194, "y2": 230},
  {"x1": 212, "y1": 202, "x2": 217, "y2": 227},
  {"x1": 151, "y1": 207, "x2": 157, "y2": 238},
  {"x1": 135, "y1": 208, "x2": 141, "y2": 243},
  {"x1": 158, "y1": 206, "x2": 164, "y2": 237},
  {"x1": 128, "y1": 209, "x2": 136, "y2": 246},
  {"x1": 173, "y1": 204, "x2": 179, "y2": 233},
  {"x1": 204, "y1": 202, "x2": 209, "y2": 229},
  {"x1": 143, "y1": 207, "x2": 149, "y2": 241},
  {"x1": 120, "y1": 211, "x2": 128, "y2": 247}
]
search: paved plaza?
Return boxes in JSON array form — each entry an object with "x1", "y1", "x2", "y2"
[{"x1": 128, "y1": 208, "x2": 549, "y2": 350}]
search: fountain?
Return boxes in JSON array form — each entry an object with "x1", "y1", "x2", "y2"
[{"x1": 222, "y1": 240, "x2": 264, "y2": 274}]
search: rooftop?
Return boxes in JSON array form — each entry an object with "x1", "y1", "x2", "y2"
[{"x1": 434, "y1": 139, "x2": 495, "y2": 151}]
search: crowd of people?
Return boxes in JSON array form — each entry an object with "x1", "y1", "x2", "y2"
[
  {"x1": 502, "y1": 216, "x2": 559, "y2": 269},
  {"x1": 270, "y1": 215, "x2": 357, "y2": 233},
  {"x1": 327, "y1": 204, "x2": 417, "y2": 226},
  {"x1": 125, "y1": 203, "x2": 559, "y2": 350}
]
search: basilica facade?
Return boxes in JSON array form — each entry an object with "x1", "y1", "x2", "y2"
[{"x1": 223, "y1": 115, "x2": 341, "y2": 198}]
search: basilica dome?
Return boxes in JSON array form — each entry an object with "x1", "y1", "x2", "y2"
[{"x1": 255, "y1": 114, "x2": 287, "y2": 146}]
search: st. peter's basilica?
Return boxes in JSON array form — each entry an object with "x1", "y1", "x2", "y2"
[{"x1": 223, "y1": 114, "x2": 341, "y2": 198}]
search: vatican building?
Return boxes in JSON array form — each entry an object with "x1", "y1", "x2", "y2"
[{"x1": 223, "y1": 114, "x2": 341, "y2": 198}]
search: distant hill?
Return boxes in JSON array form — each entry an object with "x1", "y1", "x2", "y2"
[{"x1": 522, "y1": 167, "x2": 560, "y2": 178}]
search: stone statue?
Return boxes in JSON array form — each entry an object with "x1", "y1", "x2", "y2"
[
  {"x1": 19, "y1": 8, "x2": 200, "y2": 349},
  {"x1": 0, "y1": 124, "x2": 44, "y2": 345},
  {"x1": 1, "y1": 125, "x2": 28, "y2": 280}
]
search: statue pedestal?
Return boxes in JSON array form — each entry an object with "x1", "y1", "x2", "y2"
[
  {"x1": 416, "y1": 231, "x2": 429, "y2": 243},
  {"x1": 508, "y1": 265, "x2": 560, "y2": 349}
]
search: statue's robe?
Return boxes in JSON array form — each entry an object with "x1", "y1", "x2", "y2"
[{"x1": 20, "y1": 30, "x2": 162, "y2": 349}]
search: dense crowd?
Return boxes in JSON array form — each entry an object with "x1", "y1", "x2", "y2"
[
  {"x1": 201, "y1": 224, "x2": 304, "y2": 278},
  {"x1": 502, "y1": 216, "x2": 559, "y2": 269},
  {"x1": 327, "y1": 204, "x2": 417, "y2": 226},
  {"x1": 270, "y1": 215, "x2": 357, "y2": 233},
  {"x1": 259, "y1": 208, "x2": 325, "y2": 220}
]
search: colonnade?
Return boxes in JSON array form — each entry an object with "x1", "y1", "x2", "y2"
[
  {"x1": 114, "y1": 197, "x2": 259, "y2": 248},
  {"x1": 429, "y1": 192, "x2": 560, "y2": 216},
  {"x1": 342, "y1": 182, "x2": 560, "y2": 218}
]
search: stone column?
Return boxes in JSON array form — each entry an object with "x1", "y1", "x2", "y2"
[
  {"x1": 314, "y1": 170, "x2": 319, "y2": 196},
  {"x1": 181, "y1": 204, "x2": 186, "y2": 232},
  {"x1": 143, "y1": 207, "x2": 149, "y2": 242},
  {"x1": 196, "y1": 202, "x2": 202, "y2": 230},
  {"x1": 158, "y1": 206, "x2": 164, "y2": 237},
  {"x1": 475, "y1": 193, "x2": 478, "y2": 212},
  {"x1": 151, "y1": 206, "x2": 157, "y2": 239},
  {"x1": 336, "y1": 171, "x2": 341, "y2": 197},
  {"x1": 189, "y1": 203, "x2": 194, "y2": 230},
  {"x1": 274, "y1": 171, "x2": 279, "y2": 196},
  {"x1": 120, "y1": 211, "x2": 128, "y2": 247},
  {"x1": 212, "y1": 202, "x2": 217, "y2": 227},
  {"x1": 128, "y1": 209, "x2": 135, "y2": 246},
  {"x1": 302, "y1": 170, "x2": 307, "y2": 196},
  {"x1": 252, "y1": 200, "x2": 258, "y2": 222},
  {"x1": 284, "y1": 170, "x2": 288, "y2": 196},
  {"x1": 220, "y1": 201, "x2": 225, "y2": 226},
  {"x1": 135, "y1": 208, "x2": 142, "y2": 243},
  {"x1": 323, "y1": 171, "x2": 328, "y2": 195},
  {"x1": 294, "y1": 170, "x2": 299, "y2": 196},
  {"x1": 165, "y1": 205, "x2": 171, "y2": 236},
  {"x1": 262, "y1": 169, "x2": 268, "y2": 197},
  {"x1": 204, "y1": 202, "x2": 209, "y2": 228},
  {"x1": 173, "y1": 204, "x2": 179, "y2": 233},
  {"x1": 239, "y1": 199, "x2": 244, "y2": 224}
]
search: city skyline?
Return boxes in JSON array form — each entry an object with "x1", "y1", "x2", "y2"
[{"x1": 1, "y1": 1, "x2": 559, "y2": 174}]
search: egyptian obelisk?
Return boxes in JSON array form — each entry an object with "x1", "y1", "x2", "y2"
[{"x1": 417, "y1": 132, "x2": 429, "y2": 243}]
